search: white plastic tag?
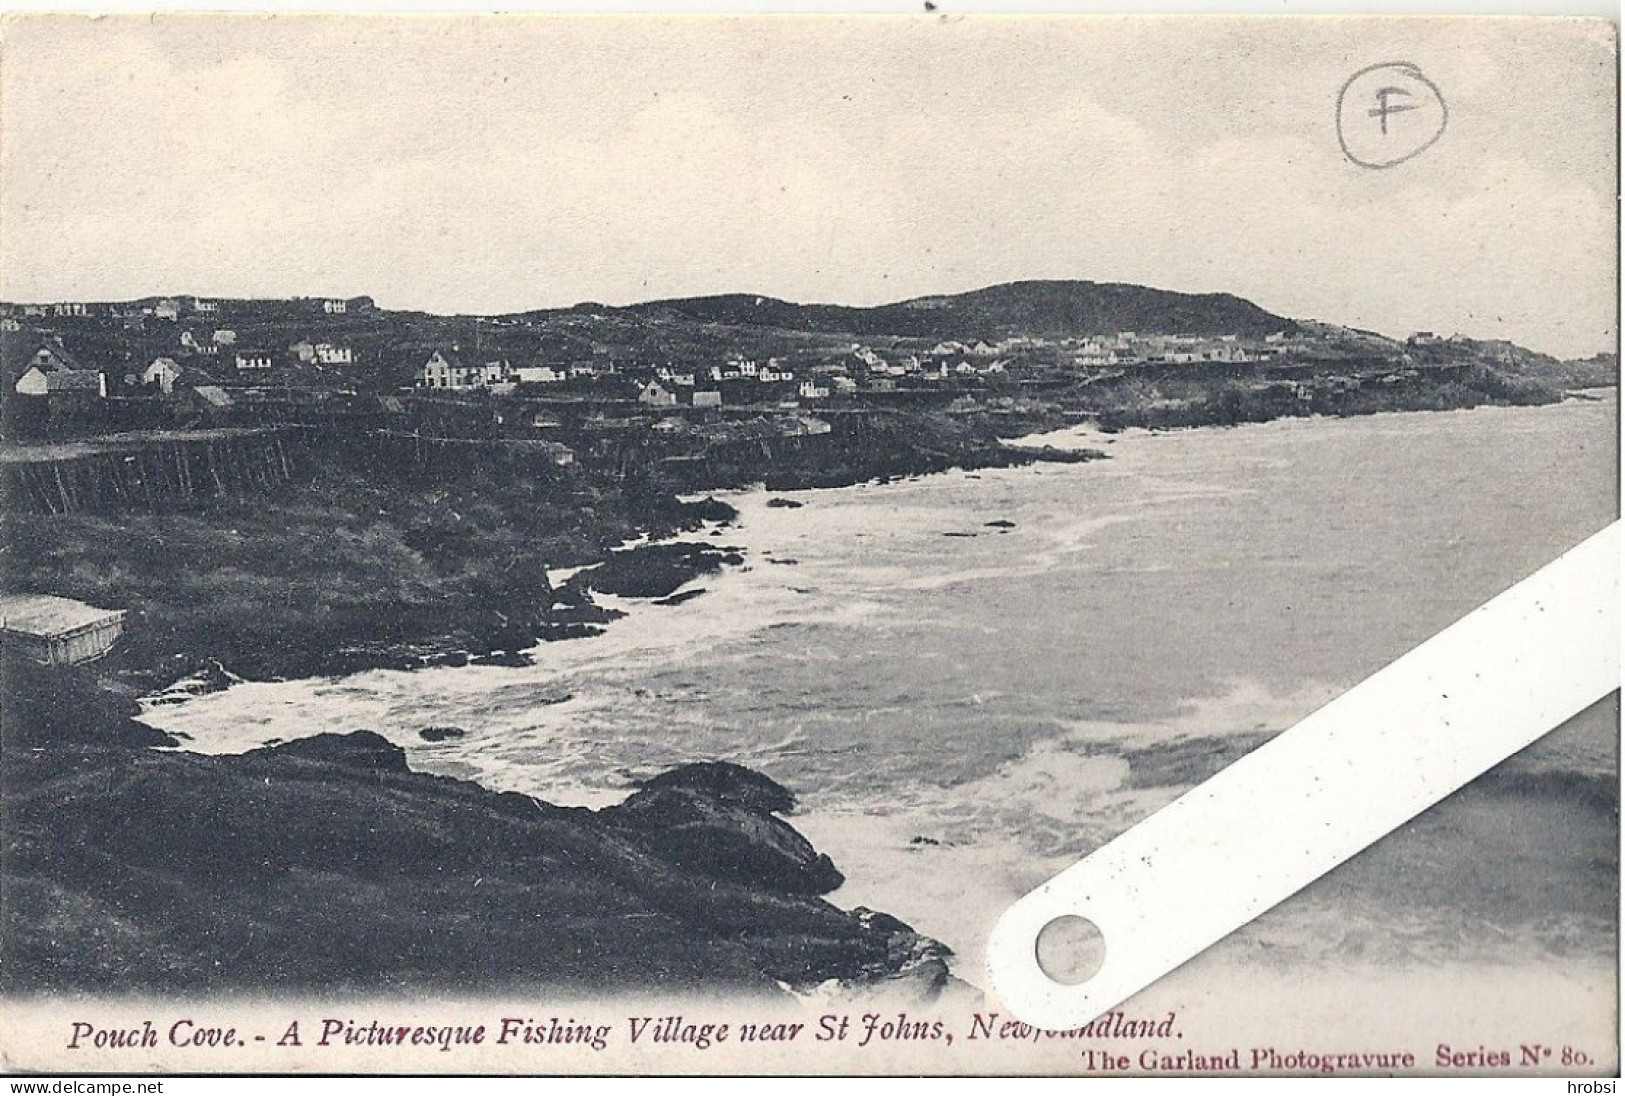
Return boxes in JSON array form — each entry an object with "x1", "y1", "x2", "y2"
[{"x1": 987, "y1": 522, "x2": 1621, "y2": 1030}]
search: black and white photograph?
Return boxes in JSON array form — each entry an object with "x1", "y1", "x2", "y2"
[{"x1": 0, "y1": 12, "x2": 1616, "y2": 1077}]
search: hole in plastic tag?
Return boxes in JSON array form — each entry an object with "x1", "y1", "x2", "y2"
[{"x1": 1035, "y1": 914, "x2": 1106, "y2": 985}]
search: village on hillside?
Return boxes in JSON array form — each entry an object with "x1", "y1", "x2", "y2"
[{"x1": 7, "y1": 287, "x2": 1601, "y2": 485}]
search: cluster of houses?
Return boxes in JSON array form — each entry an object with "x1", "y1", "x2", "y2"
[
  {"x1": 409, "y1": 339, "x2": 1030, "y2": 412},
  {"x1": 417, "y1": 349, "x2": 798, "y2": 391},
  {"x1": 415, "y1": 348, "x2": 856, "y2": 409},
  {"x1": 136, "y1": 332, "x2": 361, "y2": 394},
  {"x1": 1068, "y1": 332, "x2": 1289, "y2": 368},
  {"x1": 5, "y1": 329, "x2": 394, "y2": 437},
  {"x1": 851, "y1": 344, "x2": 1010, "y2": 384},
  {"x1": 1405, "y1": 331, "x2": 1480, "y2": 349},
  {"x1": 1, "y1": 296, "x2": 370, "y2": 323}
]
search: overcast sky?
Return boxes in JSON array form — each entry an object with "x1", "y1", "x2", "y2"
[{"x1": 0, "y1": 15, "x2": 1615, "y2": 356}]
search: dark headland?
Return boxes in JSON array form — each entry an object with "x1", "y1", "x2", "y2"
[
  {"x1": 0, "y1": 279, "x2": 1614, "y2": 992},
  {"x1": 2, "y1": 665, "x2": 952, "y2": 995}
]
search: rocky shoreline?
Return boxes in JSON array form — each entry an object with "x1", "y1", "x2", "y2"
[
  {"x1": 1, "y1": 662, "x2": 957, "y2": 998},
  {"x1": 0, "y1": 414, "x2": 1095, "y2": 995},
  {"x1": 2, "y1": 414, "x2": 1099, "y2": 695},
  {"x1": 8, "y1": 388, "x2": 1590, "y2": 999}
]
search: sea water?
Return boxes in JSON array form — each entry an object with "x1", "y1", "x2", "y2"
[{"x1": 142, "y1": 393, "x2": 1618, "y2": 1003}]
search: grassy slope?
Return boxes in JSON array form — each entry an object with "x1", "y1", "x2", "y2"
[{"x1": 0, "y1": 454, "x2": 703, "y2": 685}]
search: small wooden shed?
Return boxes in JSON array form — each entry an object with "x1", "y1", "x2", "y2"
[{"x1": 0, "y1": 594, "x2": 126, "y2": 666}]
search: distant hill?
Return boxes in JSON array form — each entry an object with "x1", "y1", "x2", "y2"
[{"x1": 622, "y1": 280, "x2": 1296, "y2": 340}]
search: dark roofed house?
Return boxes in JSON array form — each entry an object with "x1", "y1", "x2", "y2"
[
  {"x1": 149, "y1": 362, "x2": 220, "y2": 404},
  {"x1": 45, "y1": 370, "x2": 106, "y2": 395},
  {"x1": 14, "y1": 342, "x2": 104, "y2": 399},
  {"x1": 0, "y1": 594, "x2": 126, "y2": 667},
  {"x1": 184, "y1": 384, "x2": 236, "y2": 426},
  {"x1": 191, "y1": 385, "x2": 233, "y2": 409}
]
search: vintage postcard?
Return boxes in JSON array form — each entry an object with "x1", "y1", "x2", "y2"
[{"x1": 0, "y1": 12, "x2": 1616, "y2": 1078}]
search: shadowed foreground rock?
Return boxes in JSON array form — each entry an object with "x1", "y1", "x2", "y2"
[
  {"x1": 602, "y1": 761, "x2": 844, "y2": 896},
  {"x1": 1, "y1": 718, "x2": 950, "y2": 996}
]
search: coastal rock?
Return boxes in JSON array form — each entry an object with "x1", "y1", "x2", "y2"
[
  {"x1": 638, "y1": 760, "x2": 797, "y2": 813},
  {"x1": 603, "y1": 762, "x2": 843, "y2": 896},
  {"x1": 1, "y1": 691, "x2": 933, "y2": 994},
  {"x1": 244, "y1": 730, "x2": 410, "y2": 773},
  {"x1": 766, "y1": 497, "x2": 804, "y2": 509},
  {"x1": 536, "y1": 622, "x2": 607, "y2": 641},
  {"x1": 830, "y1": 908, "x2": 973, "y2": 1006},
  {"x1": 1020, "y1": 445, "x2": 1107, "y2": 463},
  {"x1": 548, "y1": 601, "x2": 627, "y2": 627},
  {"x1": 679, "y1": 496, "x2": 739, "y2": 525},
  {"x1": 574, "y1": 541, "x2": 745, "y2": 599},
  {"x1": 471, "y1": 648, "x2": 534, "y2": 668},
  {"x1": 419, "y1": 725, "x2": 467, "y2": 742},
  {"x1": 0, "y1": 657, "x2": 179, "y2": 750}
]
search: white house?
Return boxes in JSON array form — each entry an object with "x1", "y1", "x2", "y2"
[
  {"x1": 638, "y1": 381, "x2": 677, "y2": 408},
  {"x1": 235, "y1": 350, "x2": 274, "y2": 371},
  {"x1": 777, "y1": 414, "x2": 832, "y2": 437},
  {"x1": 180, "y1": 330, "x2": 217, "y2": 356},
  {"x1": 314, "y1": 343, "x2": 354, "y2": 366},
  {"x1": 757, "y1": 357, "x2": 793, "y2": 383},
  {"x1": 691, "y1": 390, "x2": 723, "y2": 408},
  {"x1": 514, "y1": 365, "x2": 567, "y2": 384},
  {"x1": 323, "y1": 299, "x2": 348, "y2": 315},
  {"x1": 418, "y1": 351, "x2": 456, "y2": 388},
  {"x1": 193, "y1": 299, "x2": 218, "y2": 314},
  {"x1": 416, "y1": 349, "x2": 510, "y2": 389},
  {"x1": 143, "y1": 357, "x2": 184, "y2": 394},
  {"x1": 15, "y1": 343, "x2": 103, "y2": 398},
  {"x1": 798, "y1": 380, "x2": 830, "y2": 400},
  {"x1": 153, "y1": 300, "x2": 180, "y2": 321}
]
